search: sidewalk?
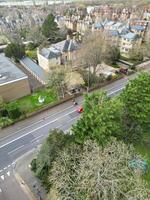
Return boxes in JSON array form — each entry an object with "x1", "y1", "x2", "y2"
[{"x1": 14, "y1": 148, "x2": 46, "y2": 200}]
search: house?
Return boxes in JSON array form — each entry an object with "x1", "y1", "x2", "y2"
[
  {"x1": 130, "y1": 25, "x2": 146, "y2": 37},
  {"x1": 143, "y1": 12, "x2": 150, "y2": 20},
  {"x1": 120, "y1": 32, "x2": 142, "y2": 57},
  {"x1": 37, "y1": 37, "x2": 80, "y2": 72},
  {"x1": 37, "y1": 47, "x2": 62, "y2": 72},
  {"x1": 0, "y1": 54, "x2": 30, "y2": 102}
]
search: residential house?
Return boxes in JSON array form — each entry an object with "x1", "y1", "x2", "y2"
[
  {"x1": 37, "y1": 37, "x2": 80, "y2": 72},
  {"x1": 0, "y1": 54, "x2": 30, "y2": 102},
  {"x1": 143, "y1": 12, "x2": 150, "y2": 20},
  {"x1": 130, "y1": 25, "x2": 146, "y2": 37},
  {"x1": 120, "y1": 32, "x2": 142, "y2": 57}
]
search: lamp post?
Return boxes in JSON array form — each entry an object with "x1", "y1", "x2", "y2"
[{"x1": 87, "y1": 64, "x2": 90, "y2": 93}]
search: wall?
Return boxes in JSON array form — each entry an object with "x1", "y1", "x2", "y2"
[
  {"x1": 37, "y1": 51, "x2": 61, "y2": 72},
  {"x1": 0, "y1": 78, "x2": 31, "y2": 102}
]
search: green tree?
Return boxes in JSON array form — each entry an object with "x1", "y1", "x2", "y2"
[
  {"x1": 48, "y1": 66, "x2": 68, "y2": 99},
  {"x1": 72, "y1": 92, "x2": 123, "y2": 145},
  {"x1": 31, "y1": 129, "x2": 74, "y2": 189},
  {"x1": 5, "y1": 42, "x2": 25, "y2": 61},
  {"x1": 42, "y1": 14, "x2": 59, "y2": 40},
  {"x1": 48, "y1": 139, "x2": 150, "y2": 200},
  {"x1": 120, "y1": 73, "x2": 150, "y2": 140}
]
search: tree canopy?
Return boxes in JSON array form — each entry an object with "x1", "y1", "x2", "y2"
[
  {"x1": 76, "y1": 32, "x2": 120, "y2": 74},
  {"x1": 48, "y1": 139, "x2": 150, "y2": 200},
  {"x1": 120, "y1": 73, "x2": 150, "y2": 136},
  {"x1": 42, "y1": 13, "x2": 59, "y2": 40},
  {"x1": 31, "y1": 129, "x2": 74, "y2": 189},
  {"x1": 5, "y1": 42, "x2": 25, "y2": 61},
  {"x1": 72, "y1": 92, "x2": 123, "y2": 145}
]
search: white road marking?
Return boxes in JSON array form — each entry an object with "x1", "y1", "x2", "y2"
[
  {"x1": 30, "y1": 134, "x2": 44, "y2": 143},
  {"x1": 0, "y1": 105, "x2": 75, "y2": 142},
  {"x1": 7, "y1": 171, "x2": 10, "y2": 176},
  {"x1": 8, "y1": 145, "x2": 25, "y2": 155},
  {"x1": 0, "y1": 188, "x2": 2, "y2": 192},
  {"x1": 1, "y1": 175, "x2": 4, "y2": 180},
  {"x1": 0, "y1": 170, "x2": 2, "y2": 173},
  {"x1": 108, "y1": 87, "x2": 125, "y2": 96},
  {"x1": 0, "y1": 110, "x2": 76, "y2": 150}
]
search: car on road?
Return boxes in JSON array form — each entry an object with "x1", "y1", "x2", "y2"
[{"x1": 76, "y1": 106, "x2": 83, "y2": 113}]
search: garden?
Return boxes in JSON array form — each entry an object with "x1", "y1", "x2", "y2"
[{"x1": 0, "y1": 88, "x2": 58, "y2": 128}]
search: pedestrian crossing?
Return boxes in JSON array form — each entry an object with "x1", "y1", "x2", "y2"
[{"x1": 0, "y1": 163, "x2": 14, "y2": 182}]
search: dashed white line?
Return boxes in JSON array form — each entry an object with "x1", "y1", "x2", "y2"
[
  {"x1": 30, "y1": 134, "x2": 44, "y2": 143},
  {"x1": 0, "y1": 109, "x2": 76, "y2": 149},
  {"x1": 8, "y1": 145, "x2": 25, "y2": 155}
]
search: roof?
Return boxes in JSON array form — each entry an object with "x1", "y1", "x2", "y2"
[
  {"x1": 121, "y1": 32, "x2": 139, "y2": 40},
  {"x1": 105, "y1": 21, "x2": 115, "y2": 26},
  {"x1": 94, "y1": 22, "x2": 103, "y2": 29},
  {"x1": 0, "y1": 54, "x2": 27, "y2": 85},
  {"x1": 40, "y1": 47, "x2": 61, "y2": 59},
  {"x1": 52, "y1": 39, "x2": 79, "y2": 52},
  {"x1": 144, "y1": 12, "x2": 150, "y2": 17},
  {"x1": 112, "y1": 22, "x2": 124, "y2": 28},
  {"x1": 20, "y1": 57, "x2": 48, "y2": 85},
  {"x1": 107, "y1": 30, "x2": 119, "y2": 37},
  {"x1": 131, "y1": 25, "x2": 145, "y2": 31}
]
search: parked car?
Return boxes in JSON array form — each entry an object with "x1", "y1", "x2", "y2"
[{"x1": 119, "y1": 68, "x2": 128, "y2": 74}]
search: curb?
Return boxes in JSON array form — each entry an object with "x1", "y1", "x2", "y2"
[{"x1": 15, "y1": 172, "x2": 37, "y2": 200}]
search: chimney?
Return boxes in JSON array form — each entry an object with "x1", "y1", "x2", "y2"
[{"x1": 66, "y1": 34, "x2": 71, "y2": 40}]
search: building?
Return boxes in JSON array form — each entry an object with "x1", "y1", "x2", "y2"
[
  {"x1": 20, "y1": 57, "x2": 49, "y2": 85},
  {"x1": 0, "y1": 54, "x2": 30, "y2": 102},
  {"x1": 120, "y1": 32, "x2": 142, "y2": 57},
  {"x1": 37, "y1": 37, "x2": 80, "y2": 72}
]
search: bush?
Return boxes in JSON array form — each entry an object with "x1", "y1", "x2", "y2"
[
  {"x1": 31, "y1": 158, "x2": 37, "y2": 172},
  {"x1": 6, "y1": 103, "x2": 22, "y2": 120},
  {"x1": 31, "y1": 129, "x2": 74, "y2": 189},
  {"x1": 0, "y1": 117, "x2": 13, "y2": 128}
]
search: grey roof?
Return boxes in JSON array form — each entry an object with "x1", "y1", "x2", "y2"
[
  {"x1": 40, "y1": 47, "x2": 61, "y2": 59},
  {"x1": 0, "y1": 54, "x2": 27, "y2": 85},
  {"x1": 52, "y1": 39, "x2": 79, "y2": 52},
  {"x1": 20, "y1": 57, "x2": 48, "y2": 84},
  {"x1": 121, "y1": 32, "x2": 139, "y2": 40}
]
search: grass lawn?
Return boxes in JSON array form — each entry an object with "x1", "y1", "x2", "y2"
[
  {"x1": 135, "y1": 129, "x2": 150, "y2": 184},
  {"x1": 7, "y1": 88, "x2": 58, "y2": 114}
]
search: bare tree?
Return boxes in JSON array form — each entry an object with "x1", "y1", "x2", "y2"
[
  {"x1": 76, "y1": 32, "x2": 119, "y2": 75},
  {"x1": 48, "y1": 138, "x2": 150, "y2": 200}
]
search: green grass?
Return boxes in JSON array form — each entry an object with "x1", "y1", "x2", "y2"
[
  {"x1": 135, "y1": 128, "x2": 150, "y2": 183},
  {"x1": 8, "y1": 88, "x2": 58, "y2": 114}
]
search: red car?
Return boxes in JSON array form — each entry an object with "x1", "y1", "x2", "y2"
[{"x1": 76, "y1": 106, "x2": 84, "y2": 113}]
